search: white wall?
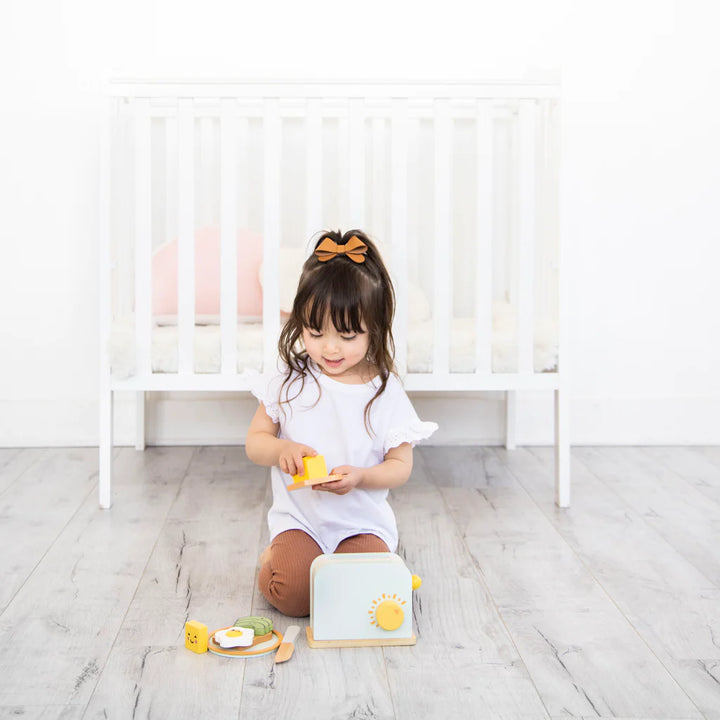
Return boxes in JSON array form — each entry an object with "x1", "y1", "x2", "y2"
[{"x1": 1, "y1": 0, "x2": 718, "y2": 447}]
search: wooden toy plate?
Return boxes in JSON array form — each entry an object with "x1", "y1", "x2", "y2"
[
  {"x1": 287, "y1": 474, "x2": 343, "y2": 491},
  {"x1": 207, "y1": 627, "x2": 283, "y2": 657}
]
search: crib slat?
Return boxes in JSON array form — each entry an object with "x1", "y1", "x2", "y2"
[
  {"x1": 552, "y1": 96, "x2": 569, "y2": 506},
  {"x1": 348, "y1": 98, "x2": 365, "y2": 227},
  {"x1": 406, "y1": 117, "x2": 421, "y2": 287},
  {"x1": 220, "y1": 98, "x2": 238, "y2": 375},
  {"x1": 535, "y1": 101, "x2": 551, "y2": 327},
  {"x1": 99, "y1": 98, "x2": 114, "y2": 508},
  {"x1": 517, "y1": 101, "x2": 536, "y2": 375},
  {"x1": 391, "y1": 98, "x2": 409, "y2": 377},
  {"x1": 433, "y1": 98, "x2": 452, "y2": 375},
  {"x1": 177, "y1": 99, "x2": 195, "y2": 375},
  {"x1": 371, "y1": 116, "x2": 386, "y2": 240},
  {"x1": 236, "y1": 116, "x2": 249, "y2": 229},
  {"x1": 164, "y1": 116, "x2": 176, "y2": 262},
  {"x1": 263, "y1": 98, "x2": 281, "y2": 374},
  {"x1": 198, "y1": 115, "x2": 214, "y2": 227},
  {"x1": 337, "y1": 111, "x2": 348, "y2": 222},
  {"x1": 305, "y1": 99, "x2": 322, "y2": 238},
  {"x1": 475, "y1": 101, "x2": 493, "y2": 375},
  {"x1": 541, "y1": 99, "x2": 560, "y2": 333},
  {"x1": 116, "y1": 114, "x2": 134, "y2": 317},
  {"x1": 134, "y1": 99, "x2": 152, "y2": 377},
  {"x1": 551, "y1": 98, "x2": 564, "y2": 376}
]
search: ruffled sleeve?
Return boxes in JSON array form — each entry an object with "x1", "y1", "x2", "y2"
[
  {"x1": 381, "y1": 375, "x2": 438, "y2": 454},
  {"x1": 249, "y1": 372, "x2": 283, "y2": 424},
  {"x1": 384, "y1": 420, "x2": 439, "y2": 455}
]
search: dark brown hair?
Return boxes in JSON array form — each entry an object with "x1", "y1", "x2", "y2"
[{"x1": 278, "y1": 229, "x2": 396, "y2": 433}]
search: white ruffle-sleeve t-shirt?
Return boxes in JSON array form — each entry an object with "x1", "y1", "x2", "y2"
[{"x1": 251, "y1": 366, "x2": 437, "y2": 553}]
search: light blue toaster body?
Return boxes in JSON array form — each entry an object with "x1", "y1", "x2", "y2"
[{"x1": 309, "y1": 552, "x2": 415, "y2": 644}]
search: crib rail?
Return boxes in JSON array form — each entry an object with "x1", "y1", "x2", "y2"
[{"x1": 107, "y1": 80, "x2": 560, "y2": 99}]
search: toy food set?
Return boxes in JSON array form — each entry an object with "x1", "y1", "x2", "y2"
[
  {"x1": 184, "y1": 553, "x2": 423, "y2": 658},
  {"x1": 185, "y1": 616, "x2": 283, "y2": 658}
]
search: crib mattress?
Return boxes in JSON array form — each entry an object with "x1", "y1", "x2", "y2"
[{"x1": 108, "y1": 314, "x2": 557, "y2": 378}]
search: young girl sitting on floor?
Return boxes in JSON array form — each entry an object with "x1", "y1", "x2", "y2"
[{"x1": 246, "y1": 229, "x2": 437, "y2": 617}]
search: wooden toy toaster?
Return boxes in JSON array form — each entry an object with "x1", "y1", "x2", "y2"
[{"x1": 306, "y1": 552, "x2": 421, "y2": 648}]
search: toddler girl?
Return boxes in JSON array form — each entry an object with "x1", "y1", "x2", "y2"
[{"x1": 246, "y1": 229, "x2": 437, "y2": 616}]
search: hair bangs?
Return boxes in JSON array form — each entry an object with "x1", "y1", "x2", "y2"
[{"x1": 301, "y1": 271, "x2": 368, "y2": 335}]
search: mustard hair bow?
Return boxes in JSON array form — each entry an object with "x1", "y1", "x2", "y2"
[{"x1": 314, "y1": 236, "x2": 368, "y2": 264}]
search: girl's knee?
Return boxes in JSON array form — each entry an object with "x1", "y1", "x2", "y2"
[
  {"x1": 335, "y1": 533, "x2": 390, "y2": 554},
  {"x1": 257, "y1": 530, "x2": 319, "y2": 617},
  {"x1": 266, "y1": 591, "x2": 310, "y2": 618},
  {"x1": 258, "y1": 561, "x2": 310, "y2": 617}
]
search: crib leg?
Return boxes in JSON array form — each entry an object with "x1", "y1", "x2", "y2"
[
  {"x1": 554, "y1": 386, "x2": 570, "y2": 507},
  {"x1": 505, "y1": 391, "x2": 517, "y2": 450},
  {"x1": 135, "y1": 391, "x2": 146, "y2": 451},
  {"x1": 99, "y1": 386, "x2": 113, "y2": 510}
]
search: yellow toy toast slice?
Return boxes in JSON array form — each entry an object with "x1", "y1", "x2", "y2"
[{"x1": 287, "y1": 455, "x2": 342, "y2": 490}]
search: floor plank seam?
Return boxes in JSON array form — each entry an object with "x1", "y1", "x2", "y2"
[
  {"x1": 79, "y1": 446, "x2": 198, "y2": 719},
  {"x1": 576, "y1": 449, "x2": 720, "y2": 593},
  {"x1": 0, "y1": 448, "x2": 46, "y2": 499},
  {"x1": 640, "y1": 445, "x2": 720, "y2": 515},
  {"x1": 235, "y1": 464, "x2": 272, "y2": 717},
  {"x1": 0, "y1": 467, "x2": 97, "y2": 619},
  {"x1": 380, "y1": 647, "x2": 399, "y2": 720},
  {"x1": 250, "y1": 468, "x2": 273, "y2": 618},
  {"x1": 430, "y1": 470, "x2": 554, "y2": 720}
]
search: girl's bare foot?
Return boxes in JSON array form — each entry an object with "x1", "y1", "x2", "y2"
[{"x1": 260, "y1": 545, "x2": 272, "y2": 566}]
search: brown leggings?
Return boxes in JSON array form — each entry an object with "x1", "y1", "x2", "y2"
[{"x1": 258, "y1": 529, "x2": 390, "y2": 617}]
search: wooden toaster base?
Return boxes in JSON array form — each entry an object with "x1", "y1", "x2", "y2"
[{"x1": 306, "y1": 626, "x2": 416, "y2": 648}]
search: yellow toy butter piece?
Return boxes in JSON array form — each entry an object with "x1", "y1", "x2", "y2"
[
  {"x1": 292, "y1": 455, "x2": 329, "y2": 484},
  {"x1": 185, "y1": 620, "x2": 208, "y2": 653}
]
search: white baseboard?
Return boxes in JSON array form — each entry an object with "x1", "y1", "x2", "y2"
[{"x1": 1, "y1": 392, "x2": 719, "y2": 447}]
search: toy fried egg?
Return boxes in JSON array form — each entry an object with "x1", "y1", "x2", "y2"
[{"x1": 213, "y1": 626, "x2": 255, "y2": 648}]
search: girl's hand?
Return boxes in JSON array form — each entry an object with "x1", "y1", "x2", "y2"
[
  {"x1": 313, "y1": 465, "x2": 364, "y2": 495},
  {"x1": 278, "y1": 442, "x2": 317, "y2": 477}
]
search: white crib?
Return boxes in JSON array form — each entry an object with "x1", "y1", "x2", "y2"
[{"x1": 99, "y1": 80, "x2": 568, "y2": 509}]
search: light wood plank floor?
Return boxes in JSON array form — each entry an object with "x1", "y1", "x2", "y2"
[{"x1": 1, "y1": 445, "x2": 719, "y2": 719}]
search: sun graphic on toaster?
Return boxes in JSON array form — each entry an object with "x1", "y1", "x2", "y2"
[{"x1": 368, "y1": 593, "x2": 407, "y2": 631}]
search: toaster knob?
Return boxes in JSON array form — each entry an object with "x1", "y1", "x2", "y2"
[{"x1": 375, "y1": 600, "x2": 404, "y2": 631}]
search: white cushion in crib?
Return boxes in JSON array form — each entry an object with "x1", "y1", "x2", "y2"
[
  {"x1": 404, "y1": 305, "x2": 558, "y2": 374},
  {"x1": 108, "y1": 304, "x2": 557, "y2": 378}
]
